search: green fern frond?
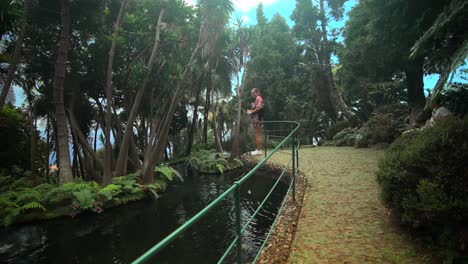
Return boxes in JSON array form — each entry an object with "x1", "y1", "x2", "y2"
[
  {"x1": 72, "y1": 189, "x2": 94, "y2": 210},
  {"x1": 20, "y1": 201, "x2": 46, "y2": 212},
  {"x1": 216, "y1": 164, "x2": 225, "y2": 174},
  {"x1": 98, "y1": 184, "x2": 122, "y2": 201},
  {"x1": 15, "y1": 189, "x2": 42, "y2": 205},
  {"x1": 155, "y1": 166, "x2": 182, "y2": 181}
]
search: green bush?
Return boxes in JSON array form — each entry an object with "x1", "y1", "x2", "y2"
[
  {"x1": 0, "y1": 106, "x2": 49, "y2": 174},
  {"x1": 187, "y1": 147, "x2": 242, "y2": 174},
  {"x1": 0, "y1": 167, "x2": 181, "y2": 227},
  {"x1": 377, "y1": 116, "x2": 468, "y2": 255}
]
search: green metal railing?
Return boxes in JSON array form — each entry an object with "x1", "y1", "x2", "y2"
[{"x1": 133, "y1": 121, "x2": 301, "y2": 264}]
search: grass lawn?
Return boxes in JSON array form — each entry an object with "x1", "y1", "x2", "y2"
[{"x1": 264, "y1": 147, "x2": 430, "y2": 264}]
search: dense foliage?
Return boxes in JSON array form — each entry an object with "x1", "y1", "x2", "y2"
[
  {"x1": 377, "y1": 117, "x2": 468, "y2": 258},
  {"x1": 0, "y1": 106, "x2": 48, "y2": 175},
  {"x1": 0, "y1": 165, "x2": 180, "y2": 227},
  {"x1": 187, "y1": 144, "x2": 242, "y2": 174}
]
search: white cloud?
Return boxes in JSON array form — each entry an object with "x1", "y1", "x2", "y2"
[
  {"x1": 241, "y1": 15, "x2": 251, "y2": 23},
  {"x1": 232, "y1": 0, "x2": 277, "y2": 13},
  {"x1": 183, "y1": 0, "x2": 197, "y2": 6}
]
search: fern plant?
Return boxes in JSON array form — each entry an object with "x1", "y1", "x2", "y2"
[
  {"x1": 187, "y1": 147, "x2": 242, "y2": 174},
  {"x1": 155, "y1": 166, "x2": 182, "y2": 181},
  {"x1": 98, "y1": 184, "x2": 122, "y2": 201},
  {"x1": 112, "y1": 173, "x2": 141, "y2": 195}
]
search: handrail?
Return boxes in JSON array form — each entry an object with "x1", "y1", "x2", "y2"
[{"x1": 132, "y1": 121, "x2": 301, "y2": 264}]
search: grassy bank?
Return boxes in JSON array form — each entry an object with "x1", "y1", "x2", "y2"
[{"x1": 265, "y1": 147, "x2": 430, "y2": 263}]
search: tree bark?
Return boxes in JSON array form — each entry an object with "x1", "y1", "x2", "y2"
[
  {"x1": 115, "y1": 8, "x2": 165, "y2": 176},
  {"x1": 68, "y1": 109, "x2": 104, "y2": 169},
  {"x1": 213, "y1": 100, "x2": 223, "y2": 153},
  {"x1": 46, "y1": 115, "x2": 50, "y2": 183},
  {"x1": 29, "y1": 106, "x2": 36, "y2": 179},
  {"x1": 141, "y1": 44, "x2": 202, "y2": 184},
  {"x1": 0, "y1": 0, "x2": 30, "y2": 110},
  {"x1": 93, "y1": 122, "x2": 99, "y2": 169},
  {"x1": 231, "y1": 61, "x2": 248, "y2": 158},
  {"x1": 103, "y1": 0, "x2": 130, "y2": 186},
  {"x1": 405, "y1": 58, "x2": 426, "y2": 107},
  {"x1": 186, "y1": 71, "x2": 204, "y2": 156},
  {"x1": 203, "y1": 70, "x2": 212, "y2": 144},
  {"x1": 319, "y1": 0, "x2": 355, "y2": 120},
  {"x1": 53, "y1": 0, "x2": 73, "y2": 184}
]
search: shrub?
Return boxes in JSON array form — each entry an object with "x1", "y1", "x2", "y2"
[
  {"x1": 187, "y1": 147, "x2": 242, "y2": 174},
  {"x1": 377, "y1": 116, "x2": 468, "y2": 255}
]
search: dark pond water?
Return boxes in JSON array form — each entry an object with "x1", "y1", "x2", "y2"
[{"x1": 0, "y1": 166, "x2": 288, "y2": 264}]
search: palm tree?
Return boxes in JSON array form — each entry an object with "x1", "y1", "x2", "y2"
[
  {"x1": 0, "y1": 0, "x2": 30, "y2": 110},
  {"x1": 53, "y1": 0, "x2": 73, "y2": 183},
  {"x1": 140, "y1": 0, "x2": 234, "y2": 183},
  {"x1": 103, "y1": 0, "x2": 130, "y2": 185},
  {"x1": 231, "y1": 19, "x2": 251, "y2": 158}
]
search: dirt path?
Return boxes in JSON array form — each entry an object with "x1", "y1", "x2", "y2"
[{"x1": 265, "y1": 147, "x2": 428, "y2": 264}]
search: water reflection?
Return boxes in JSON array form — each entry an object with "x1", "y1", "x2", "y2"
[{"x1": 0, "y1": 167, "x2": 288, "y2": 264}]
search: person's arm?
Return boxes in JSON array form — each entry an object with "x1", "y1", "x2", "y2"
[{"x1": 251, "y1": 96, "x2": 263, "y2": 113}]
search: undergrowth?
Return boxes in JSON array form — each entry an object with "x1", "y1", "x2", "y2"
[
  {"x1": 187, "y1": 145, "x2": 243, "y2": 174},
  {"x1": 0, "y1": 165, "x2": 181, "y2": 227}
]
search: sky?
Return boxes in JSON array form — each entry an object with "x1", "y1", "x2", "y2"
[
  {"x1": 184, "y1": 0, "x2": 443, "y2": 90},
  {"x1": 13, "y1": 0, "x2": 467, "y2": 109}
]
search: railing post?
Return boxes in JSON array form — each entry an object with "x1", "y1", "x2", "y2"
[
  {"x1": 292, "y1": 134, "x2": 296, "y2": 201},
  {"x1": 296, "y1": 140, "x2": 299, "y2": 173},
  {"x1": 234, "y1": 183, "x2": 242, "y2": 264}
]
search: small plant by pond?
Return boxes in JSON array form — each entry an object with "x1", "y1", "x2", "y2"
[
  {"x1": 0, "y1": 165, "x2": 180, "y2": 228},
  {"x1": 186, "y1": 144, "x2": 243, "y2": 174}
]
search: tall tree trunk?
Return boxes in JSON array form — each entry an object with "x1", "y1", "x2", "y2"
[
  {"x1": 231, "y1": 62, "x2": 248, "y2": 158},
  {"x1": 203, "y1": 70, "x2": 212, "y2": 144},
  {"x1": 68, "y1": 109, "x2": 104, "y2": 169},
  {"x1": 213, "y1": 100, "x2": 223, "y2": 153},
  {"x1": 405, "y1": 58, "x2": 426, "y2": 107},
  {"x1": 103, "y1": 0, "x2": 130, "y2": 186},
  {"x1": 319, "y1": 0, "x2": 355, "y2": 120},
  {"x1": 0, "y1": 0, "x2": 30, "y2": 110},
  {"x1": 29, "y1": 106, "x2": 36, "y2": 179},
  {"x1": 46, "y1": 115, "x2": 50, "y2": 183},
  {"x1": 54, "y1": 0, "x2": 73, "y2": 183},
  {"x1": 186, "y1": 71, "x2": 204, "y2": 156},
  {"x1": 430, "y1": 71, "x2": 450, "y2": 104},
  {"x1": 93, "y1": 122, "x2": 99, "y2": 169},
  {"x1": 141, "y1": 44, "x2": 202, "y2": 184},
  {"x1": 115, "y1": 8, "x2": 165, "y2": 176}
]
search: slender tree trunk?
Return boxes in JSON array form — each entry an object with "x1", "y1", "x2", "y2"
[
  {"x1": 405, "y1": 58, "x2": 426, "y2": 107},
  {"x1": 68, "y1": 109, "x2": 104, "y2": 169},
  {"x1": 319, "y1": 0, "x2": 355, "y2": 120},
  {"x1": 115, "y1": 8, "x2": 165, "y2": 176},
  {"x1": 186, "y1": 71, "x2": 204, "y2": 155},
  {"x1": 54, "y1": 0, "x2": 73, "y2": 184},
  {"x1": 129, "y1": 134, "x2": 141, "y2": 170},
  {"x1": 141, "y1": 44, "x2": 201, "y2": 184},
  {"x1": 46, "y1": 115, "x2": 50, "y2": 183},
  {"x1": 29, "y1": 106, "x2": 36, "y2": 179},
  {"x1": 69, "y1": 122, "x2": 80, "y2": 178},
  {"x1": 93, "y1": 122, "x2": 99, "y2": 169},
  {"x1": 430, "y1": 71, "x2": 450, "y2": 104},
  {"x1": 232, "y1": 62, "x2": 248, "y2": 158},
  {"x1": 203, "y1": 70, "x2": 212, "y2": 144},
  {"x1": 213, "y1": 100, "x2": 223, "y2": 153},
  {"x1": 0, "y1": 0, "x2": 30, "y2": 110},
  {"x1": 103, "y1": 0, "x2": 130, "y2": 186}
]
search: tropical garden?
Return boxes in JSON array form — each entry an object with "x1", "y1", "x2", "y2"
[{"x1": 0, "y1": 0, "x2": 467, "y2": 262}]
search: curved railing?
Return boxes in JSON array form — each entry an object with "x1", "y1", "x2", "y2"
[{"x1": 133, "y1": 121, "x2": 301, "y2": 264}]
